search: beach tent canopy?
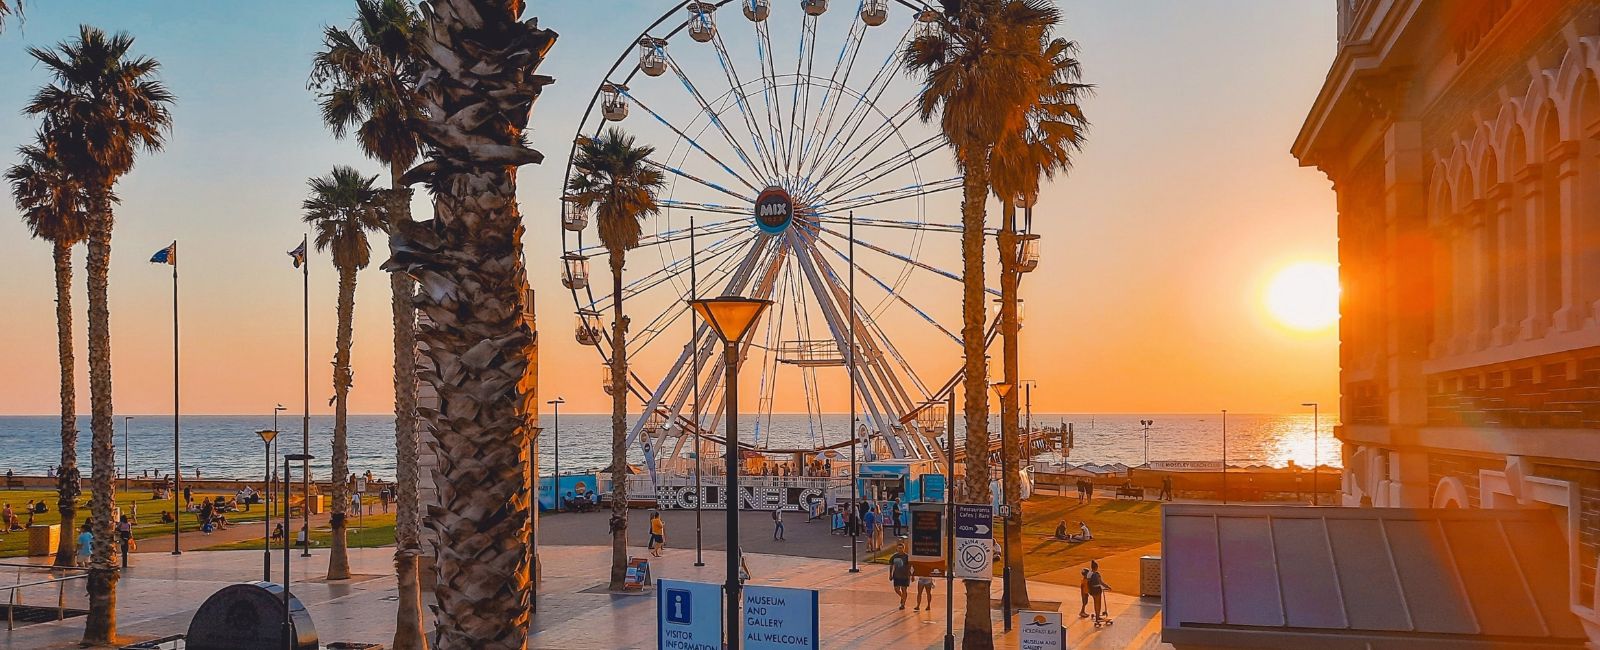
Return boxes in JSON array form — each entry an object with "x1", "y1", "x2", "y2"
[{"x1": 1161, "y1": 504, "x2": 1586, "y2": 649}]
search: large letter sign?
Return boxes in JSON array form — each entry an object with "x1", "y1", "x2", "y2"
[
  {"x1": 658, "y1": 579, "x2": 722, "y2": 650},
  {"x1": 743, "y1": 584, "x2": 819, "y2": 649}
]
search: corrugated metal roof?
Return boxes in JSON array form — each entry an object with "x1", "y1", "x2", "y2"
[{"x1": 1161, "y1": 505, "x2": 1587, "y2": 649}]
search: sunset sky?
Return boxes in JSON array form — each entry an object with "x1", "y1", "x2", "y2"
[{"x1": 0, "y1": 1, "x2": 1339, "y2": 417}]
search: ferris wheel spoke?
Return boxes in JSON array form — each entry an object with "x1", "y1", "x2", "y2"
[
  {"x1": 799, "y1": 30, "x2": 917, "y2": 194},
  {"x1": 812, "y1": 213, "x2": 970, "y2": 234},
  {"x1": 754, "y1": 19, "x2": 790, "y2": 185},
  {"x1": 813, "y1": 234, "x2": 960, "y2": 345},
  {"x1": 643, "y1": 158, "x2": 754, "y2": 204},
  {"x1": 709, "y1": 28, "x2": 783, "y2": 182},
  {"x1": 813, "y1": 223, "x2": 1000, "y2": 297},
  {"x1": 812, "y1": 141, "x2": 945, "y2": 207},
  {"x1": 799, "y1": 99, "x2": 921, "y2": 202},
  {"x1": 796, "y1": 15, "x2": 868, "y2": 183},
  {"x1": 657, "y1": 199, "x2": 753, "y2": 217},
  {"x1": 817, "y1": 176, "x2": 961, "y2": 212},
  {"x1": 662, "y1": 52, "x2": 773, "y2": 185},
  {"x1": 808, "y1": 110, "x2": 936, "y2": 203},
  {"x1": 587, "y1": 231, "x2": 749, "y2": 313},
  {"x1": 784, "y1": 16, "x2": 821, "y2": 187},
  {"x1": 623, "y1": 90, "x2": 764, "y2": 196},
  {"x1": 577, "y1": 216, "x2": 749, "y2": 255},
  {"x1": 798, "y1": 20, "x2": 916, "y2": 187}
]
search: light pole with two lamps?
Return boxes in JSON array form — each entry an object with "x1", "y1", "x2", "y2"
[
  {"x1": 546, "y1": 397, "x2": 564, "y2": 512},
  {"x1": 690, "y1": 295, "x2": 771, "y2": 650},
  {"x1": 991, "y1": 380, "x2": 1015, "y2": 631},
  {"x1": 1140, "y1": 419, "x2": 1153, "y2": 466}
]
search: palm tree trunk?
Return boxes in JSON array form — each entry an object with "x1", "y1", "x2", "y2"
[
  {"x1": 998, "y1": 198, "x2": 1029, "y2": 609},
  {"x1": 958, "y1": 147, "x2": 994, "y2": 649},
  {"x1": 390, "y1": 2, "x2": 553, "y2": 646},
  {"x1": 608, "y1": 250, "x2": 630, "y2": 591},
  {"x1": 51, "y1": 239, "x2": 81, "y2": 568},
  {"x1": 82, "y1": 194, "x2": 119, "y2": 645},
  {"x1": 386, "y1": 173, "x2": 427, "y2": 650},
  {"x1": 327, "y1": 264, "x2": 356, "y2": 581}
]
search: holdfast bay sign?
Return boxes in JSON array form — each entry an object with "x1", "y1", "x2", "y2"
[{"x1": 655, "y1": 484, "x2": 823, "y2": 512}]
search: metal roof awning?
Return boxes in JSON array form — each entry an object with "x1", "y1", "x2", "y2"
[{"x1": 1161, "y1": 504, "x2": 1587, "y2": 649}]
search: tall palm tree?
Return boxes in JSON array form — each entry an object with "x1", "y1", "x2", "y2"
[
  {"x1": 7, "y1": 131, "x2": 94, "y2": 569},
  {"x1": 381, "y1": 1, "x2": 555, "y2": 646},
  {"x1": 302, "y1": 165, "x2": 386, "y2": 582},
  {"x1": 904, "y1": 1, "x2": 1058, "y2": 646},
  {"x1": 0, "y1": 1, "x2": 21, "y2": 31},
  {"x1": 310, "y1": 2, "x2": 428, "y2": 644},
  {"x1": 987, "y1": 35, "x2": 1090, "y2": 611},
  {"x1": 566, "y1": 128, "x2": 665, "y2": 591},
  {"x1": 25, "y1": 26, "x2": 174, "y2": 644}
]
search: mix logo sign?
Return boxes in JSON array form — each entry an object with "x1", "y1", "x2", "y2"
[
  {"x1": 655, "y1": 485, "x2": 824, "y2": 512},
  {"x1": 754, "y1": 186, "x2": 794, "y2": 233}
]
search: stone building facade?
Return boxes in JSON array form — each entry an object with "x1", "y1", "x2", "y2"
[{"x1": 1293, "y1": 0, "x2": 1600, "y2": 640}]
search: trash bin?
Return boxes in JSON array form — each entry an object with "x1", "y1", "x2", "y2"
[
  {"x1": 1139, "y1": 555, "x2": 1161, "y2": 598},
  {"x1": 308, "y1": 495, "x2": 327, "y2": 515},
  {"x1": 27, "y1": 524, "x2": 59, "y2": 557}
]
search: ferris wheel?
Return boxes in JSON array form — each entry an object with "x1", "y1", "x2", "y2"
[{"x1": 558, "y1": 0, "x2": 1033, "y2": 478}]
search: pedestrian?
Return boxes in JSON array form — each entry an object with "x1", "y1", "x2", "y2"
[
  {"x1": 890, "y1": 500, "x2": 903, "y2": 537},
  {"x1": 1087, "y1": 560, "x2": 1112, "y2": 622},
  {"x1": 183, "y1": 486, "x2": 193, "y2": 507},
  {"x1": 648, "y1": 511, "x2": 665, "y2": 557},
  {"x1": 888, "y1": 541, "x2": 912, "y2": 610},
  {"x1": 1077, "y1": 568, "x2": 1091, "y2": 618},
  {"x1": 738, "y1": 551, "x2": 752, "y2": 585},
  {"x1": 772, "y1": 508, "x2": 784, "y2": 541},
  {"x1": 915, "y1": 571, "x2": 936, "y2": 612},
  {"x1": 379, "y1": 486, "x2": 391, "y2": 514},
  {"x1": 872, "y1": 505, "x2": 885, "y2": 550},
  {"x1": 863, "y1": 507, "x2": 878, "y2": 551},
  {"x1": 76, "y1": 522, "x2": 93, "y2": 567},
  {"x1": 1161, "y1": 475, "x2": 1174, "y2": 501},
  {"x1": 117, "y1": 514, "x2": 133, "y2": 568}
]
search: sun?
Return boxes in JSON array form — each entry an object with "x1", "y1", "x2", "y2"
[{"x1": 1265, "y1": 262, "x2": 1340, "y2": 331}]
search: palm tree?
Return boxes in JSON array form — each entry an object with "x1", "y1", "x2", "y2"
[
  {"x1": 987, "y1": 35, "x2": 1090, "y2": 611},
  {"x1": 383, "y1": 1, "x2": 555, "y2": 646},
  {"x1": 566, "y1": 128, "x2": 665, "y2": 591},
  {"x1": 302, "y1": 165, "x2": 385, "y2": 581},
  {"x1": 7, "y1": 131, "x2": 93, "y2": 569},
  {"x1": 24, "y1": 26, "x2": 174, "y2": 644},
  {"x1": 0, "y1": 1, "x2": 21, "y2": 31},
  {"x1": 903, "y1": 1, "x2": 1058, "y2": 645},
  {"x1": 310, "y1": 2, "x2": 428, "y2": 644}
]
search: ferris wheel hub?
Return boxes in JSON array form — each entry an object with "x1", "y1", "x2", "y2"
[{"x1": 755, "y1": 186, "x2": 796, "y2": 234}]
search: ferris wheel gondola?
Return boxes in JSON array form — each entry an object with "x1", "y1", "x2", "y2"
[{"x1": 559, "y1": 0, "x2": 1021, "y2": 483}]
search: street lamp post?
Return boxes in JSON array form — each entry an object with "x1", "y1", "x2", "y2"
[
  {"x1": 257, "y1": 429, "x2": 278, "y2": 581},
  {"x1": 992, "y1": 380, "x2": 1014, "y2": 631},
  {"x1": 546, "y1": 398, "x2": 564, "y2": 512},
  {"x1": 943, "y1": 390, "x2": 955, "y2": 650},
  {"x1": 1221, "y1": 409, "x2": 1228, "y2": 504},
  {"x1": 1140, "y1": 419, "x2": 1153, "y2": 466},
  {"x1": 1301, "y1": 402, "x2": 1318, "y2": 505},
  {"x1": 690, "y1": 295, "x2": 772, "y2": 650},
  {"x1": 284, "y1": 453, "x2": 312, "y2": 650}
]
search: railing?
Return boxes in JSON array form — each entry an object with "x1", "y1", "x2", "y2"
[{"x1": 1, "y1": 562, "x2": 89, "y2": 631}]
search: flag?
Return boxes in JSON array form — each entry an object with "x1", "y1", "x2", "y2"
[
  {"x1": 149, "y1": 241, "x2": 177, "y2": 265},
  {"x1": 288, "y1": 240, "x2": 306, "y2": 268}
]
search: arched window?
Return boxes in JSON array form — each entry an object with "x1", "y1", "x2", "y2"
[
  {"x1": 1538, "y1": 103, "x2": 1565, "y2": 324},
  {"x1": 1454, "y1": 166, "x2": 1477, "y2": 345},
  {"x1": 1429, "y1": 175, "x2": 1454, "y2": 353},
  {"x1": 1480, "y1": 151, "x2": 1501, "y2": 336},
  {"x1": 1576, "y1": 76, "x2": 1600, "y2": 312},
  {"x1": 1504, "y1": 127, "x2": 1530, "y2": 329}
]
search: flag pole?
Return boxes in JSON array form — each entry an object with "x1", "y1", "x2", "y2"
[
  {"x1": 171, "y1": 242, "x2": 181, "y2": 555},
  {"x1": 302, "y1": 233, "x2": 312, "y2": 557}
]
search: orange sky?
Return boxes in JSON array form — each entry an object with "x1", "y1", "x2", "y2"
[{"x1": 0, "y1": 1, "x2": 1338, "y2": 417}]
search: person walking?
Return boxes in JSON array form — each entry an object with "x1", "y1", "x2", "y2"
[
  {"x1": 771, "y1": 508, "x2": 784, "y2": 541},
  {"x1": 75, "y1": 522, "x2": 93, "y2": 567},
  {"x1": 863, "y1": 507, "x2": 878, "y2": 552},
  {"x1": 1077, "y1": 568, "x2": 1092, "y2": 618},
  {"x1": 1161, "y1": 476, "x2": 1174, "y2": 501},
  {"x1": 890, "y1": 500, "x2": 903, "y2": 537},
  {"x1": 914, "y1": 571, "x2": 936, "y2": 612},
  {"x1": 889, "y1": 541, "x2": 912, "y2": 610},
  {"x1": 117, "y1": 514, "x2": 133, "y2": 568},
  {"x1": 648, "y1": 511, "x2": 666, "y2": 557}
]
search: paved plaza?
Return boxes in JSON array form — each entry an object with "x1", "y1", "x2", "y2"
[{"x1": 2, "y1": 537, "x2": 1167, "y2": 649}]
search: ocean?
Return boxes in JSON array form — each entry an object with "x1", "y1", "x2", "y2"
[{"x1": 0, "y1": 412, "x2": 1339, "y2": 482}]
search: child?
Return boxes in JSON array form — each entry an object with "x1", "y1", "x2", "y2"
[{"x1": 75, "y1": 524, "x2": 93, "y2": 567}]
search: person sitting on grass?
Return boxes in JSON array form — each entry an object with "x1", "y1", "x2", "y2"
[
  {"x1": 1055, "y1": 520, "x2": 1070, "y2": 540},
  {"x1": 1073, "y1": 521, "x2": 1093, "y2": 542}
]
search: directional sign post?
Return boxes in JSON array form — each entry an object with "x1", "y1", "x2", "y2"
[
  {"x1": 658, "y1": 579, "x2": 722, "y2": 650},
  {"x1": 953, "y1": 503, "x2": 993, "y2": 580}
]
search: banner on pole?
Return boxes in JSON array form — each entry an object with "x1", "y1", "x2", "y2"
[{"x1": 952, "y1": 503, "x2": 993, "y2": 579}]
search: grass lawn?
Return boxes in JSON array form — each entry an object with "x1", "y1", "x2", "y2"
[
  {"x1": 200, "y1": 513, "x2": 397, "y2": 551},
  {"x1": 0, "y1": 487, "x2": 279, "y2": 558},
  {"x1": 1009, "y1": 495, "x2": 1162, "y2": 579}
]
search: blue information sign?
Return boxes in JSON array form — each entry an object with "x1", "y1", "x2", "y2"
[
  {"x1": 658, "y1": 579, "x2": 722, "y2": 650},
  {"x1": 743, "y1": 584, "x2": 819, "y2": 649}
]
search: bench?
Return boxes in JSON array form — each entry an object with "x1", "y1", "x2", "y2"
[{"x1": 1115, "y1": 487, "x2": 1142, "y2": 500}]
